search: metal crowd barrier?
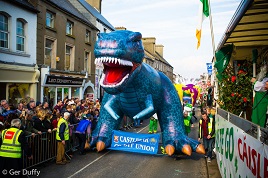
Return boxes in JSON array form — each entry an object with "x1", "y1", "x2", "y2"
[
  {"x1": 217, "y1": 108, "x2": 268, "y2": 145},
  {"x1": 22, "y1": 124, "x2": 79, "y2": 169}
]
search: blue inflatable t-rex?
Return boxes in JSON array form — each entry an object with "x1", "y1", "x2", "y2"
[{"x1": 91, "y1": 30, "x2": 205, "y2": 156}]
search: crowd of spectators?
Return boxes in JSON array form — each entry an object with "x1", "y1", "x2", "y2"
[{"x1": 0, "y1": 97, "x2": 101, "y2": 144}]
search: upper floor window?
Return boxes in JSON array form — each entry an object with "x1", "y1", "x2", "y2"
[
  {"x1": 66, "y1": 20, "x2": 73, "y2": 35},
  {"x1": 0, "y1": 13, "x2": 8, "y2": 48},
  {"x1": 65, "y1": 45, "x2": 74, "y2": 71},
  {"x1": 16, "y1": 19, "x2": 25, "y2": 51},
  {"x1": 84, "y1": 51, "x2": 90, "y2": 72},
  {"x1": 46, "y1": 11, "x2": 54, "y2": 28},
  {"x1": 85, "y1": 30, "x2": 91, "y2": 43},
  {"x1": 45, "y1": 39, "x2": 53, "y2": 67}
]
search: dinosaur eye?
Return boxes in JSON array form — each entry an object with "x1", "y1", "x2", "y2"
[{"x1": 128, "y1": 32, "x2": 142, "y2": 42}]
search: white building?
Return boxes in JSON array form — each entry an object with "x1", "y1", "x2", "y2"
[{"x1": 0, "y1": 0, "x2": 39, "y2": 104}]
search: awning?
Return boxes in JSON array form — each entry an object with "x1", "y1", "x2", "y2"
[
  {"x1": 0, "y1": 63, "x2": 40, "y2": 83},
  {"x1": 217, "y1": 0, "x2": 268, "y2": 49}
]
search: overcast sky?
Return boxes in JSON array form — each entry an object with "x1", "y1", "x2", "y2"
[{"x1": 101, "y1": 0, "x2": 241, "y2": 79}]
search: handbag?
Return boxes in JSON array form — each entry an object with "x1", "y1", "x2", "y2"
[{"x1": 84, "y1": 140, "x2": 90, "y2": 149}]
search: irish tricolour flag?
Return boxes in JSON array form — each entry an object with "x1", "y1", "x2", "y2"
[{"x1": 196, "y1": 0, "x2": 209, "y2": 49}]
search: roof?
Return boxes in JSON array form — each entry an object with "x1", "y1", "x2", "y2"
[
  {"x1": 4, "y1": 0, "x2": 39, "y2": 13},
  {"x1": 78, "y1": 0, "x2": 115, "y2": 31},
  {"x1": 46, "y1": 0, "x2": 99, "y2": 31},
  {"x1": 155, "y1": 51, "x2": 173, "y2": 68},
  {"x1": 217, "y1": 0, "x2": 268, "y2": 50}
]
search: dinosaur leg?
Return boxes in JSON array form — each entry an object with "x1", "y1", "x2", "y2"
[
  {"x1": 164, "y1": 136, "x2": 205, "y2": 156},
  {"x1": 90, "y1": 95, "x2": 123, "y2": 152},
  {"x1": 158, "y1": 73, "x2": 205, "y2": 156}
]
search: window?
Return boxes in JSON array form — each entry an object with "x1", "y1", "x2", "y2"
[
  {"x1": 0, "y1": 13, "x2": 8, "y2": 48},
  {"x1": 85, "y1": 30, "x2": 91, "y2": 43},
  {"x1": 45, "y1": 37, "x2": 57, "y2": 69},
  {"x1": 65, "y1": 45, "x2": 74, "y2": 71},
  {"x1": 46, "y1": 11, "x2": 54, "y2": 28},
  {"x1": 65, "y1": 46, "x2": 71, "y2": 70},
  {"x1": 66, "y1": 20, "x2": 73, "y2": 35},
  {"x1": 16, "y1": 20, "x2": 25, "y2": 51},
  {"x1": 84, "y1": 51, "x2": 90, "y2": 72},
  {"x1": 45, "y1": 39, "x2": 53, "y2": 67}
]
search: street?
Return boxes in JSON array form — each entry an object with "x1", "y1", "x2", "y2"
[{"x1": 35, "y1": 110, "x2": 208, "y2": 178}]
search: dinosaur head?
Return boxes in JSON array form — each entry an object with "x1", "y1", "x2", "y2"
[{"x1": 94, "y1": 30, "x2": 144, "y2": 94}]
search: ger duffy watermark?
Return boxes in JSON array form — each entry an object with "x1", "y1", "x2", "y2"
[{"x1": 2, "y1": 169, "x2": 40, "y2": 176}]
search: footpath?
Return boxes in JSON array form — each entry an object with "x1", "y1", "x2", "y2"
[
  {"x1": 207, "y1": 157, "x2": 221, "y2": 178},
  {"x1": 194, "y1": 107, "x2": 221, "y2": 178}
]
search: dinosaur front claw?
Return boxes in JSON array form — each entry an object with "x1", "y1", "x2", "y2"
[
  {"x1": 96, "y1": 141, "x2": 106, "y2": 152},
  {"x1": 165, "y1": 144, "x2": 175, "y2": 156},
  {"x1": 182, "y1": 144, "x2": 192, "y2": 156},
  {"x1": 195, "y1": 144, "x2": 205, "y2": 154}
]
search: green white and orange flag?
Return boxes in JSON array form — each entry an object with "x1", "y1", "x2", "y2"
[{"x1": 196, "y1": 0, "x2": 209, "y2": 49}]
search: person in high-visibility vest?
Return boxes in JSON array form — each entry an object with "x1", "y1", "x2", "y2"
[
  {"x1": 0, "y1": 119, "x2": 32, "y2": 177},
  {"x1": 198, "y1": 111, "x2": 215, "y2": 163},
  {"x1": 56, "y1": 112, "x2": 70, "y2": 165}
]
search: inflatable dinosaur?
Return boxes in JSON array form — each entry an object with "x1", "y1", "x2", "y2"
[{"x1": 92, "y1": 30, "x2": 204, "y2": 156}]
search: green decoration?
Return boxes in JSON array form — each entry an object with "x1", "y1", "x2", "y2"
[
  {"x1": 217, "y1": 60, "x2": 253, "y2": 117},
  {"x1": 215, "y1": 44, "x2": 234, "y2": 81}
]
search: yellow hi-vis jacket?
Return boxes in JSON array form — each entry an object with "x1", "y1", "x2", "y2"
[
  {"x1": 56, "y1": 117, "x2": 69, "y2": 141},
  {"x1": 199, "y1": 117, "x2": 215, "y2": 139},
  {"x1": 0, "y1": 127, "x2": 22, "y2": 158}
]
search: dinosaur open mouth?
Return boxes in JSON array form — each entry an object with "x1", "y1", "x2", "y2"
[{"x1": 95, "y1": 57, "x2": 138, "y2": 87}]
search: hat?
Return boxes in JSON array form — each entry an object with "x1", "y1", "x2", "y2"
[{"x1": 68, "y1": 100, "x2": 75, "y2": 105}]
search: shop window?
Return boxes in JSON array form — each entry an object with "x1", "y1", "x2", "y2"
[
  {"x1": 71, "y1": 87, "x2": 80, "y2": 99},
  {"x1": 43, "y1": 87, "x2": 55, "y2": 108},
  {"x1": 46, "y1": 11, "x2": 54, "y2": 28},
  {"x1": 0, "y1": 13, "x2": 9, "y2": 49},
  {"x1": 16, "y1": 19, "x2": 26, "y2": 52},
  {"x1": 57, "y1": 88, "x2": 62, "y2": 101},
  {"x1": 8, "y1": 83, "x2": 29, "y2": 104},
  {"x1": 57, "y1": 87, "x2": 69, "y2": 101}
]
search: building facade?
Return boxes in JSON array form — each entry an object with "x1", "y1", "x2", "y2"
[
  {"x1": 0, "y1": 0, "x2": 39, "y2": 104},
  {"x1": 69, "y1": 0, "x2": 115, "y2": 101},
  {"x1": 32, "y1": 0, "x2": 99, "y2": 106}
]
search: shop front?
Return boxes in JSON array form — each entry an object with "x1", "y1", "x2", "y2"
[
  {"x1": 41, "y1": 68, "x2": 85, "y2": 107},
  {"x1": 0, "y1": 63, "x2": 40, "y2": 105}
]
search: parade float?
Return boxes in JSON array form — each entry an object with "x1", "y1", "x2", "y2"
[{"x1": 90, "y1": 30, "x2": 205, "y2": 156}]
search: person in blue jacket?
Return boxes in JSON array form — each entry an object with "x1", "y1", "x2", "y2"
[{"x1": 75, "y1": 114, "x2": 92, "y2": 155}]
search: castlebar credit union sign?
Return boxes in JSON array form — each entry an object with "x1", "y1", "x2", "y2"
[{"x1": 45, "y1": 75, "x2": 84, "y2": 86}]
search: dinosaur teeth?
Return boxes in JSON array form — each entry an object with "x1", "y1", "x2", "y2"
[{"x1": 94, "y1": 57, "x2": 133, "y2": 67}]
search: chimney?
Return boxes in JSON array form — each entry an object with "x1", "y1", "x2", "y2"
[
  {"x1": 115, "y1": 27, "x2": 127, "y2": 31},
  {"x1": 85, "y1": 0, "x2": 102, "y2": 12},
  {"x1": 155, "y1": 44, "x2": 164, "y2": 57},
  {"x1": 142, "y1": 37, "x2": 156, "y2": 55}
]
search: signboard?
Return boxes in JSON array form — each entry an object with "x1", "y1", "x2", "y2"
[
  {"x1": 86, "y1": 93, "x2": 94, "y2": 101},
  {"x1": 206, "y1": 63, "x2": 212, "y2": 75},
  {"x1": 109, "y1": 130, "x2": 160, "y2": 155},
  {"x1": 215, "y1": 115, "x2": 268, "y2": 178},
  {"x1": 45, "y1": 75, "x2": 84, "y2": 86}
]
